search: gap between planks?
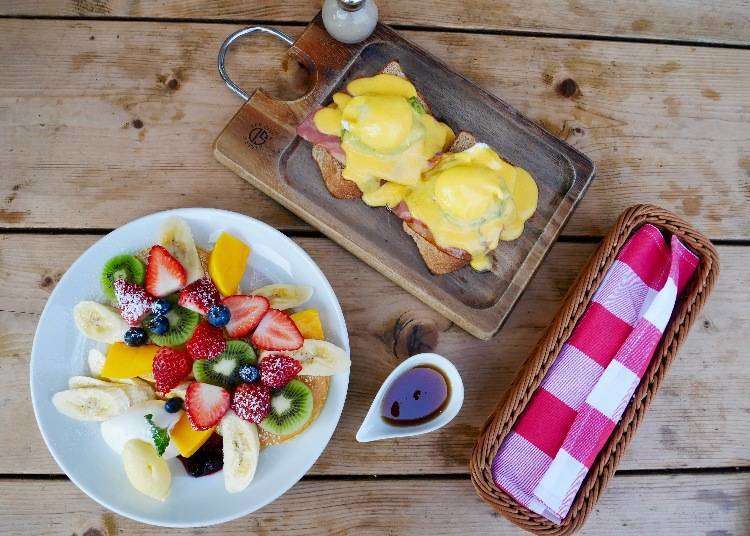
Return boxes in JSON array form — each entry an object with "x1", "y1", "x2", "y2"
[{"x1": 1, "y1": 15, "x2": 749, "y2": 51}]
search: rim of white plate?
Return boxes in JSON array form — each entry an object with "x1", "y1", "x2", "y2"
[{"x1": 29, "y1": 208, "x2": 349, "y2": 527}]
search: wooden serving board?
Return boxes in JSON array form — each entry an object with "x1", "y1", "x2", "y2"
[{"x1": 214, "y1": 14, "x2": 596, "y2": 340}]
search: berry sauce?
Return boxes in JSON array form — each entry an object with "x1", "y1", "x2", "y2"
[
  {"x1": 178, "y1": 433, "x2": 223, "y2": 478},
  {"x1": 381, "y1": 366, "x2": 450, "y2": 426}
]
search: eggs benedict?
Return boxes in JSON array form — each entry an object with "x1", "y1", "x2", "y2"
[
  {"x1": 297, "y1": 62, "x2": 538, "y2": 275},
  {"x1": 393, "y1": 135, "x2": 538, "y2": 272},
  {"x1": 297, "y1": 63, "x2": 454, "y2": 204}
]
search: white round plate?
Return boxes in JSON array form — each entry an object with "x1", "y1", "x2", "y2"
[{"x1": 30, "y1": 208, "x2": 349, "y2": 527}]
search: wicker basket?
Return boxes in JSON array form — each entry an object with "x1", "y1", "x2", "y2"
[{"x1": 469, "y1": 204, "x2": 720, "y2": 535}]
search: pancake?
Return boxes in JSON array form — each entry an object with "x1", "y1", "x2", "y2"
[{"x1": 259, "y1": 375, "x2": 331, "y2": 447}]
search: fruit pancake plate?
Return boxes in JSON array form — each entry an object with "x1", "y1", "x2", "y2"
[
  {"x1": 214, "y1": 14, "x2": 595, "y2": 340},
  {"x1": 29, "y1": 208, "x2": 349, "y2": 527}
]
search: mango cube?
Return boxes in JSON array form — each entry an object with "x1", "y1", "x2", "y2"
[
  {"x1": 170, "y1": 412, "x2": 214, "y2": 457},
  {"x1": 208, "y1": 232, "x2": 250, "y2": 296},
  {"x1": 102, "y1": 343, "x2": 159, "y2": 378},
  {"x1": 290, "y1": 309, "x2": 325, "y2": 340}
]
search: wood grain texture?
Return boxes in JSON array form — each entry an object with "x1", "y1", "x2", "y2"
[
  {"x1": 0, "y1": 473, "x2": 748, "y2": 534},
  {"x1": 2, "y1": 234, "x2": 747, "y2": 474},
  {"x1": 1, "y1": 20, "x2": 750, "y2": 237},
  {"x1": 2, "y1": 0, "x2": 749, "y2": 44}
]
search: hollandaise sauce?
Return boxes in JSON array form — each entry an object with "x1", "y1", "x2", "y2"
[
  {"x1": 312, "y1": 73, "x2": 454, "y2": 200},
  {"x1": 404, "y1": 143, "x2": 538, "y2": 271}
]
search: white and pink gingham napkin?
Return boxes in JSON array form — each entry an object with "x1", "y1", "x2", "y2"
[{"x1": 492, "y1": 224, "x2": 699, "y2": 523}]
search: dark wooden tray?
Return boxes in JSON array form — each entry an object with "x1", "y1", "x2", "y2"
[{"x1": 214, "y1": 14, "x2": 596, "y2": 340}]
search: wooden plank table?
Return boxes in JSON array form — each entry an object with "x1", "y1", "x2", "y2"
[{"x1": 1, "y1": 2, "x2": 748, "y2": 534}]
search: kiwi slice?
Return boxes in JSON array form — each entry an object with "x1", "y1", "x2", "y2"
[
  {"x1": 193, "y1": 341, "x2": 256, "y2": 388},
  {"x1": 260, "y1": 379, "x2": 313, "y2": 436},
  {"x1": 143, "y1": 305, "x2": 199, "y2": 347},
  {"x1": 100, "y1": 254, "x2": 145, "y2": 301}
]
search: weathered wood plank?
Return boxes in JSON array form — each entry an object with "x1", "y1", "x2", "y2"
[
  {"x1": 0, "y1": 473, "x2": 748, "y2": 534},
  {"x1": 1, "y1": 20, "x2": 749, "y2": 237},
  {"x1": 1, "y1": 234, "x2": 747, "y2": 474},
  {"x1": 2, "y1": 0, "x2": 750, "y2": 45}
]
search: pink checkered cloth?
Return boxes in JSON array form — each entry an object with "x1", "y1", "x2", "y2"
[{"x1": 492, "y1": 224, "x2": 699, "y2": 523}]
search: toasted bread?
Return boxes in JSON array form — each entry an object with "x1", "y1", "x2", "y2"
[
  {"x1": 403, "y1": 131, "x2": 478, "y2": 275},
  {"x1": 312, "y1": 60, "x2": 430, "y2": 199},
  {"x1": 312, "y1": 144, "x2": 362, "y2": 199}
]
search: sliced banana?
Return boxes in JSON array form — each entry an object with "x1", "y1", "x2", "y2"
[
  {"x1": 68, "y1": 376, "x2": 111, "y2": 389},
  {"x1": 87, "y1": 348, "x2": 106, "y2": 377},
  {"x1": 158, "y1": 216, "x2": 203, "y2": 283},
  {"x1": 115, "y1": 378, "x2": 155, "y2": 404},
  {"x1": 294, "y1": 339, "x2": 350, "y2": 376},
  {"x1": 73, "y1": 301, "x2": 128, "y2": 344},
  {"x1": 139, "y1": 372, "x2": 156, "y2": 383},
  {"x1": 122, "y1": 439, "x2": 171, "y2": 501},
  {"x1": 165, "y1": 381, "x2": 191, "y2": 400},
  {"x1": 68, "y1": 374, "x2": 154, "y2": 404},
  {"x1": 52, "y1": 386, "x2": 130, "y2": 421},
  {"x1": 252, "y1": 284, "x2": 313, "y2": 310},
  {"x1": 220, "y1": 410, "x2": 260, "y2": 493}
]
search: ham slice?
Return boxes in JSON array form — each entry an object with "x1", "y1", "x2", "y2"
[
  {"x1": 391, "y1": 202, "x2": 469, "y2": 260},
  {"x1": 297, "y1": 108, "x2": 345, "y2": 162}
]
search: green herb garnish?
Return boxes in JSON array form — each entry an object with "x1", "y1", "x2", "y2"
[
  {"x1": 144, "y1": 414, "x2": 170, "y2": 457},
  {"x1": 408, "y1": 96, "x2": 425, "y2": 114}
]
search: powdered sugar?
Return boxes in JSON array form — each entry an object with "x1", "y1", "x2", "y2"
[{"x1": 113, "y1": 279, "x2": 154, "y2": 326}]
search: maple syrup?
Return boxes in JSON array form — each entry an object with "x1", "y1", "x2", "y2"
[{"x1": 381, "y1": 365, "x2": 450, "y2": 426}]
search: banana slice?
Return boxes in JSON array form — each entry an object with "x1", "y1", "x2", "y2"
[
  {"x1": 52, "y1": 387, "x2": 131, "y2": 421},
  {"x1": 165, "y1": 381, "x2": 191, "y2": 400},
  {"x1": 68, "y1": 376, "x2": 111, "y2": 389},
  {"x1": 252, "y1": 284, "x2": 313, "y2": 310},
  {"x1": 114, "y1": 378, "x2": 155, "y2": 404},
  {"x1": 87, "y1": 348, "x2": 106, "y2": 377},
  {"x1": 68, "y1": 375, "x2": 154, "y2": 404},
  {"x1": 158, "y1": 216, "x2": 203, "y2": 283},
  {"x1": 74, "y1": 302, "x2": 128, "y2": 344},
  {"x1": 294, "y1": 339, "x2": 350, "y2": 376},
  {"x1": 122, "y1": 439, "x2": 171, "y2": 501},
  {"x1": 220, "y1": 410, "x2": 260, "y2": 493}
]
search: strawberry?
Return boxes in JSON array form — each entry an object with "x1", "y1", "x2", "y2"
[
  {"x1": 186, "y1": 322, "x2": 227, "y2": 360},
  {"x1": 178, "y1": 277, "x2": 221, "y2": 315},
  {"x1": 231, "y1": 383, "x2": 271, "y2": 424},
  {"x1": 251, "y1": 309, "x2": 303, "y2": 351},
  {"x1": 145, "y1": 245, "x2": 187, "y2": 297},
  {"x1": 152, "y1": 348, "x2": 192, "y2": 394},
  {"x1": 113, "y1": 279, "x2": 154, "y2": 326},
  {"x1": 185, "y1": 381, "x2": 230, "y2": 430},
  {"x1": 259, "y1": 353, "x2": 302, "y2": 388},
  {"x1": 222, "y1": 295, "x2": 270, "y2": 338}
]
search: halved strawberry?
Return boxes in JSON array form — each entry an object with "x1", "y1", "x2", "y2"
[
  {"x1": 178, "y1": 277, "x2": 221, "y2": 315},
  {"x1": 186, "y1": 322, "x2": 227, "y2": 360},
  {"x1": 259, "y1": 353, "x2": 302, "y2": 388},
  {"x1": 145, "y1": 245, "x2": 187, "y2": 297},
  {"x1": 251, "y1": 309, "x2": 304, "y2": 351},
  {"x1": 231, "y1": 383, "x2": 271, "y2": 424},
  {"x1": 185, "y1": 381, "x2": 230, "y2": 430},
  {"x1": 113, "y1": 279, "x2": 154, "y2": 326},
  {"x1": 152, "y1": 348, "x2": 192, "y2": 394},
  {"x1": 223, "y1": 295, "x2": 270, "y2": 338}
]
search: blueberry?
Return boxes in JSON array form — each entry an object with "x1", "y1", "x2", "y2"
[
  {"x1": 151, "y1": 298, "x2": 172, "y2": 316},
  {"x1": 124, "y1": 327, "x2": 148, "y2": 346},
  {"x1": 238, "y1": 364, "x2": 260, "y2": 383},
  {"x1": 148, "y1": 314, "x2": 170, "y2": 335},
  {"x1": 164, "y1": 397, "x2": 183, "y2": 413},
  {"x1": 207, "y1": 304, "x2": 231, "y2": 328}
]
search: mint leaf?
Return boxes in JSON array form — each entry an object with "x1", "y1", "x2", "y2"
[
  {"x1": 144, "y1": 414, "x2": 170, "y2": 457},
  {"x1": 408, "y1": 96, "x2": 425, "y2": 114}
]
